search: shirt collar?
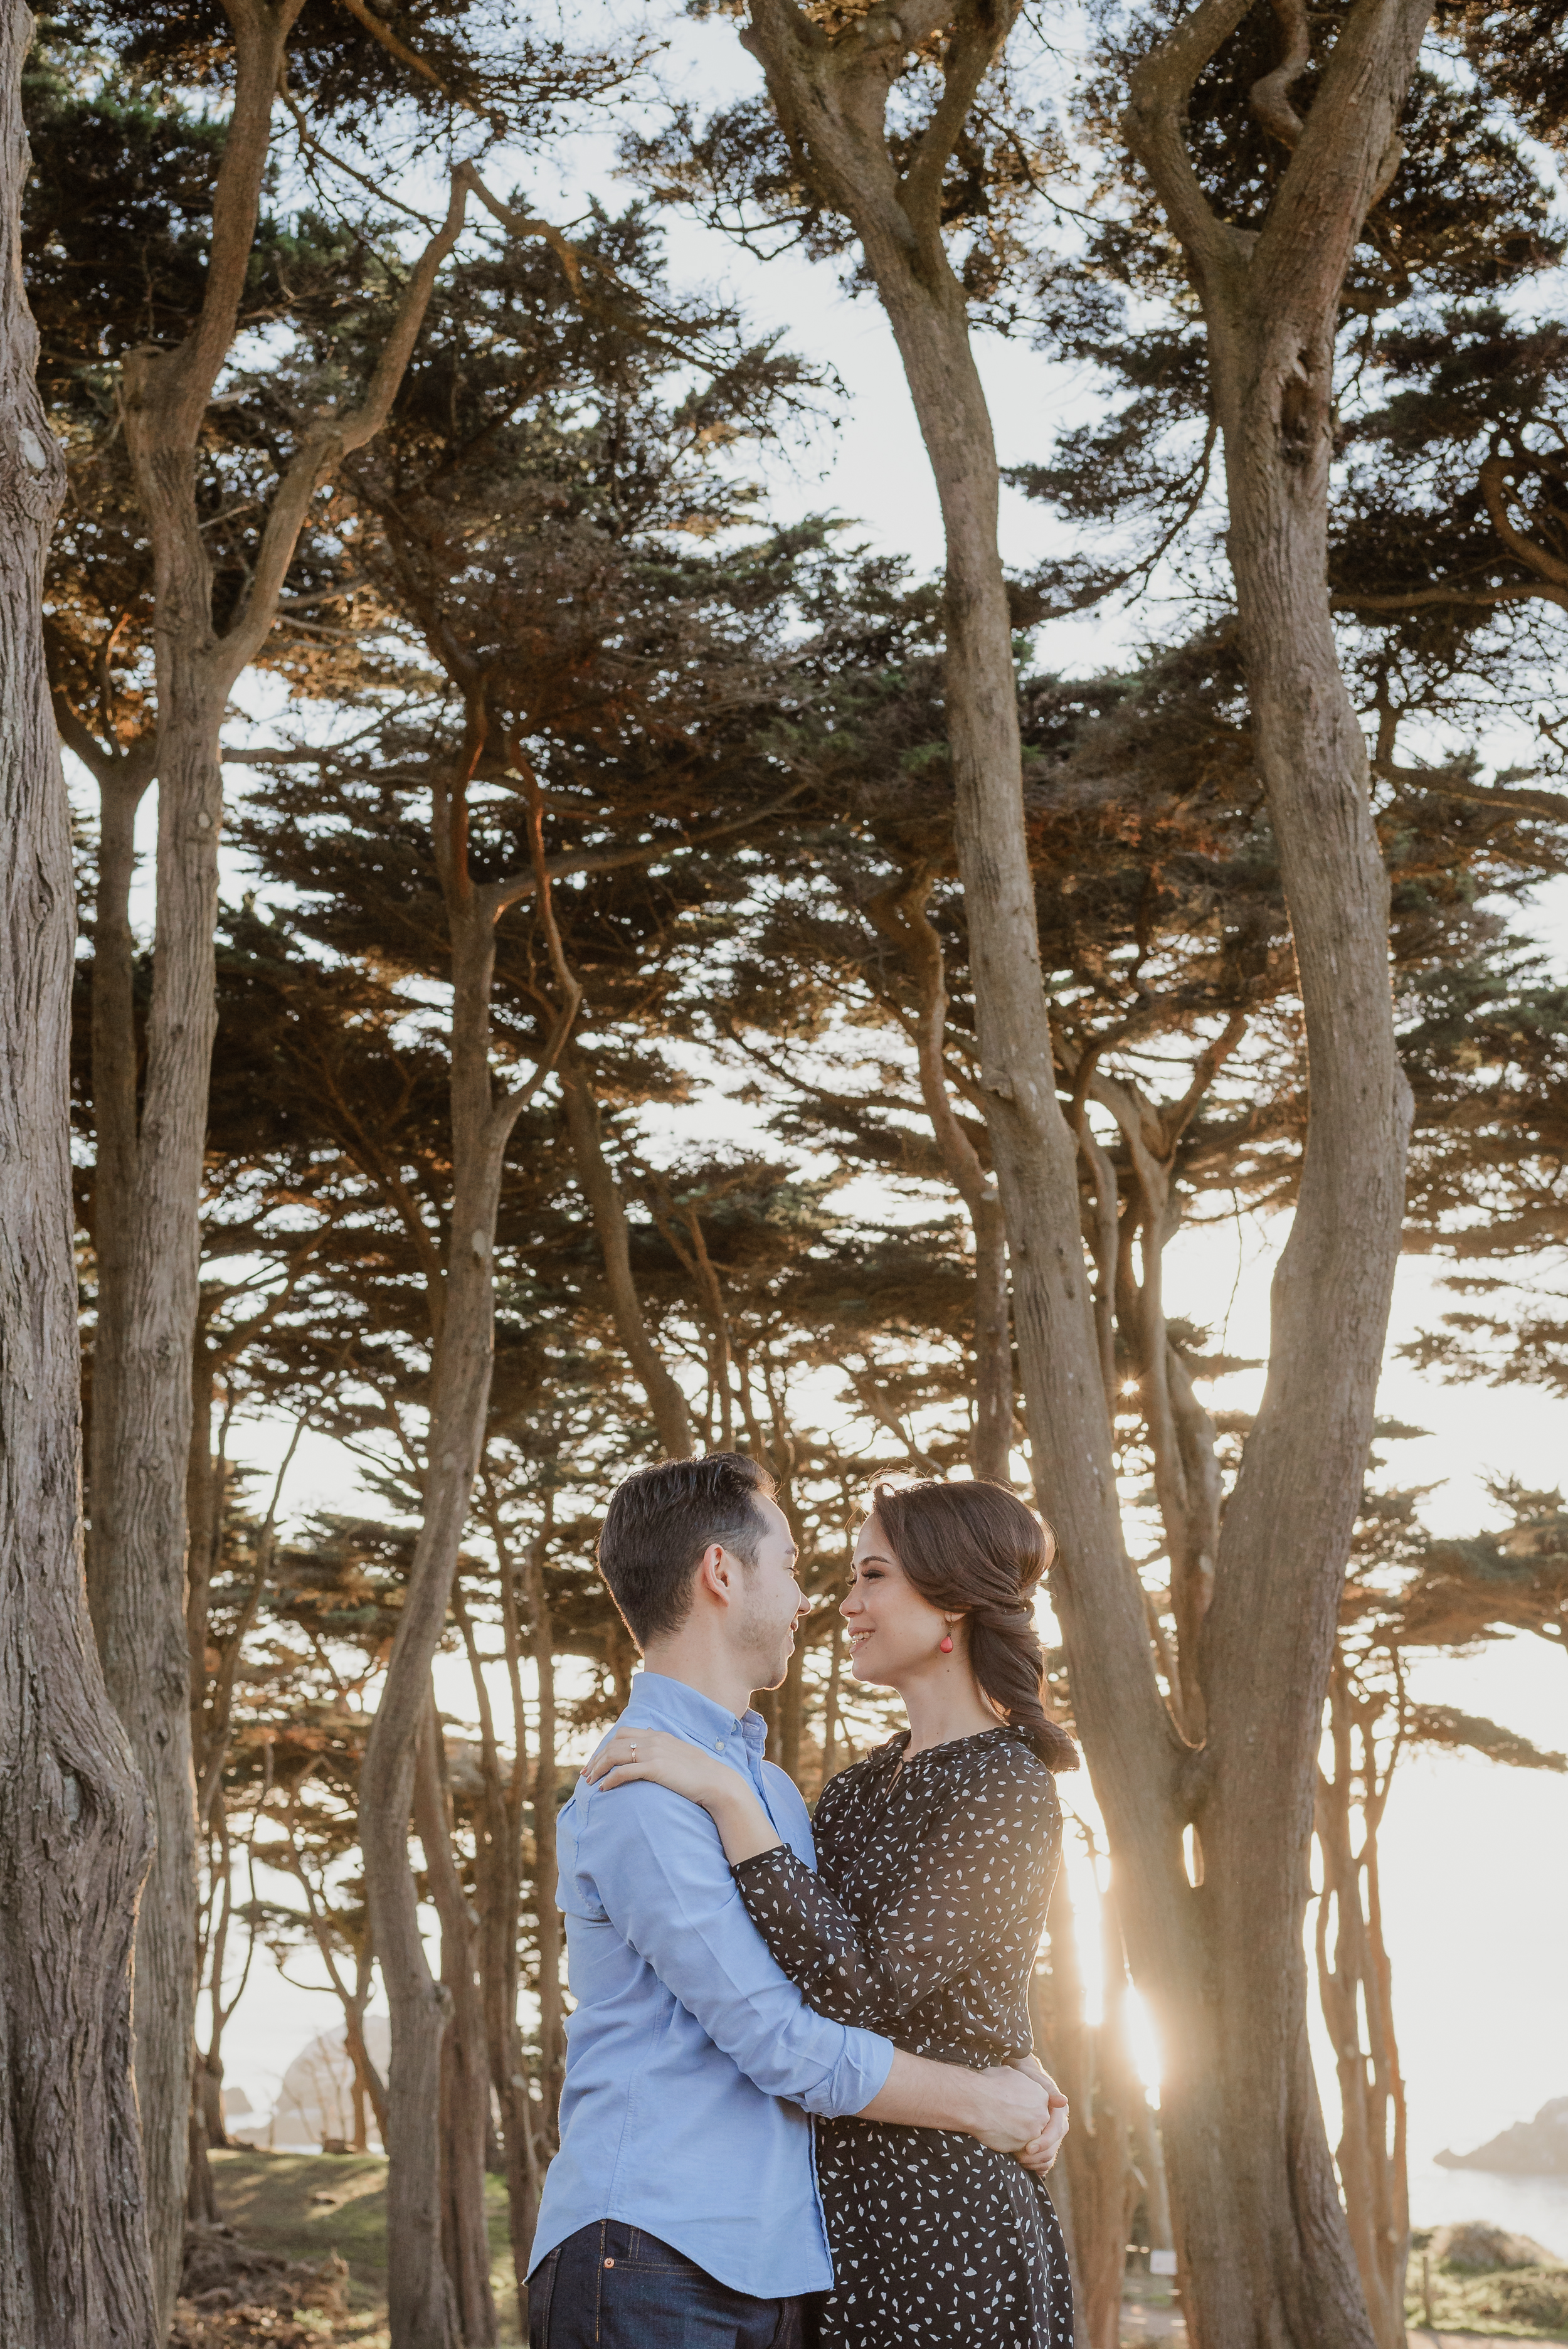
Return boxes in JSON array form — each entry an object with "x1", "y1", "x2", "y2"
[{"x1": 625, "y1": 1669, "x2": 766, "y2": 1755}]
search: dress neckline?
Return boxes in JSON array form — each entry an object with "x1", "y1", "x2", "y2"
[{"x1": 877, "y1": 1724, "x2": 1018, "y2": 1775}]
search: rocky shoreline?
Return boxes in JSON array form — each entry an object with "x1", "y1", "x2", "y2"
[{"x1": 1438, "y1": 2099, "x2": 1568, "y2": 2178}]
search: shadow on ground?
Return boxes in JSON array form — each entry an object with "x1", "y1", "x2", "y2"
[{"x1": 173, "y1": 2149, "x2": 522, "y2": 2347}]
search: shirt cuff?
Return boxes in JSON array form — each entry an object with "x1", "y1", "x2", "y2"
[{"x1": 798, "y1": 2023, "x2": 894, "y2": 2120}]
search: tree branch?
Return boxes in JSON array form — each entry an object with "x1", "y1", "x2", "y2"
[
  {"x1": 333, "y1": 0, "x2": 502, "y2": 129},
  {"x1": 482, "y1": 778, "x2": 813, "y2": 919},
  {"x1": 899, "y1": 2, "x2": 1010, "y2": 243},
  {"x1": 161, "y1": 0, "x2": 307, "y2": 438},
  {"x1": 457, "y1": 164, "x2": 584, "y2": 300},
  {"x1": 484, "y1": 754, "x2": 581, "y2": 1145},
  {"x1": 219, "y1": 169, "x2": 472, "y2": 682},
  {"x1": 1333, "y1": 576, "x2": 1568, "y2": 616},
  {"x1": 1480, "y1": 448, "x2": 1568, "y2": 591},
  {"x1": 1124, "y1": 0, "x2": 1254, "y2": 286},
  {"x1": 1251, "y1": 0, "x2": 1310, "y2": 149},
  {"x1": 52, "y1": 690, "x2": 157, "y2": 796},
  {"x1": 1372, "y1": 762, "x2": 1568, "y2": 822}
]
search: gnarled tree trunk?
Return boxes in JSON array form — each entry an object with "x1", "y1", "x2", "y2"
[
  {"x1": 1315, "y1": 1660, "x2": 1409, "y2": 2349},
  {"x1": 360, "y1": 749, "x2": 579, "y2": 2349},
  {"x1": 560, "y1": 1054, "x2": 694, "y2": 1456},
  {"x1": 0, "y1": 6, "x2": 157, "y2": 2326},
  {"x1": 524, "y1": 1525, "x2": 567, "y2": 2126},
  {"x1": 740, "y1": 0, "x2": 1422, "y2": 2340},
  {"x1": 458, "y1": 1519, "x2": 541, "y2": 2307},
  {"x1": 78, "y1": 7, "x2": 470, "y2": 2306},
  {"x1": 1119, "y1": 8, "x2": 1422, "y2": 2341},
  {"x1": 415, "y1": 1704, "x2": 499, "y2": 2348},
  {"x1": 865, "y1": 872, "x2": 1013, "y2": 1482}
]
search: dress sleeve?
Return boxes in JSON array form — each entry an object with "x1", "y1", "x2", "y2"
[{"x1": 731, "y1": 1754, "x2": 1060, "y2": 2035}]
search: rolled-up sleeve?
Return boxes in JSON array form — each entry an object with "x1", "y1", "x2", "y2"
[{"x1": 580, "y1": 1780, "x2": 893, "y2": 2119}]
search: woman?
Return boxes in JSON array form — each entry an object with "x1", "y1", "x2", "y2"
[{"x1": 585, "y1": 1476, "x2": 1078, "y2": 2349}]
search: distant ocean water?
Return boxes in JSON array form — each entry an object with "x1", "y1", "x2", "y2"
[{"x1": 1408, "y1": 2160, "x2": 1568, "y2": 2260}]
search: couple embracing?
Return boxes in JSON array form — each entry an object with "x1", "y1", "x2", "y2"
[{"x1": 526, "y1": 1453, "x2": 1078, "y2": 2348}]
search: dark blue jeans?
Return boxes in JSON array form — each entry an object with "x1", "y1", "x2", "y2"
[{"x1": 529, "y1": 2220, "x2": 807, "y2": 2348}]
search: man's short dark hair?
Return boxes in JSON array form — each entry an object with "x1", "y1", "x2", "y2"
[{"x1": 598, "y1": 1453, "x2": 776, "y2": 1648}]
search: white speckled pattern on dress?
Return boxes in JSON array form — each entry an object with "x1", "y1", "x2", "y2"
[{"x1": 732, "y1": 1724, "x2": 1075, "y2": 2349}]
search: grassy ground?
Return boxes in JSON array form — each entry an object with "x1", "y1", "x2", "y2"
[
  {"x1": 198, "y1": 2150, "x2": 522, "y2": 2346},
  {"x1": 190, "y1": 2158, "x2": 1568, "y2": 2348},
  {"x1": 1406, "y1": 2240, "x2": 1568, "y2": 2343}
]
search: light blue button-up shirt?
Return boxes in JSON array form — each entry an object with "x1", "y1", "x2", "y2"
[{"x1": 528, "y1": 1671, "x2": 894, "y2": 2298}]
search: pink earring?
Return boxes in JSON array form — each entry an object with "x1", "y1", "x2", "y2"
[{"x1": 939, "y1": 1625, "x2": 954, "y2": 1653}]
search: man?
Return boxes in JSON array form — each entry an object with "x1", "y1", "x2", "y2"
[{"x1": 527, "y1": 1453, "x2": 1066, "y2": 2348}]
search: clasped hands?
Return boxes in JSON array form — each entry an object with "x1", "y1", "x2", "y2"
[
  {"x1": 583, "y1": 1726, "x2": 1070, "y2": 2174},
  {"x1": 1007, "y1": 2054, "x2": 1070, "y2": 2175}
]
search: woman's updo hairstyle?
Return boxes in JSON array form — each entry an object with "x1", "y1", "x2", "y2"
[{"x1": 869, "y1": 1477, "x2": 1078, "y2": 1773}]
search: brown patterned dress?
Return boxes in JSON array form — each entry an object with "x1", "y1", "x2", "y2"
[{"x1": 732, "y1": 1724, "x2": 1075, "y2": 2349}]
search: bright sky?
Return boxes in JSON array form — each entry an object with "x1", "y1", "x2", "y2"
[{"x1": 90, "y1": 6, "x2": 1568, "y2": 2254}]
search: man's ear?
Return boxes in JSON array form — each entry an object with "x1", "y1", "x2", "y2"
[{"x1": 692, "y1": 1540, "x2": 739, "y2": 1609}]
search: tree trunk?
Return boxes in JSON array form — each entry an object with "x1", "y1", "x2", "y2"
[
  {"x1": 1133, "y1": 2098, "x2": 1174, "y2": 2261},
  {"x1": 1033, "y1": 1864, "x2": 1138, "y2": 2349},
  {"x1": 85, "y1": 15, "x2": 306, "y2": 2320},
  {"x1": 741, "y1": 0, "x2": 1424, "y2": 2340},
  {"x1": 0, "y1": 6, "x2": 157, "y2": 2325},
  {"x1": 415, "y1": 1705, "x2": 499, "y2": 2349},
  {"x1": 970, "y1": 1189, "x2": 1012, "y2": 1482},
  {"x1": 361, "y1": 786, "x2": 577, "y2": 2345},
  {"x1": 460, "y1": 1522, "x2": 540, "y2": 2304},
  {"x1": 86, "y1": 629, "x2": 236, "y2": 2330},
  {"x1": 85, "y1": 681, "x2": 224, "y2": 2335},
  {"x1": 1118, "y1": 10, "x2": 1424, "y2": 2341},
  {"x1": 188, "y1": 2051, "x2": 219, "y2": 2226},
  {"x1": 186, "y1": 1327, "x2": 225, "y2": 1753},
  {"x1": 82, "y1": 13, "x2": 466, "y2": 2309},
  {"x1": 359, "y1": 1076, "x2": 497, "y2": 2349},
  {"x1": 821, "y1": 1615, "x2": 844, "y2": 1783},
  {"x1": 524, "y1": 1534, "x2": 566, "y2": 2123},
  {"x1": 560, "y1": 1056, "x2": 693, "y2": 1456},
  {"x1": 1315, "y1": 1667, "x2": 1409, "y2": 2349},
  {"x1": 344, "y1": 1972, "x2": 390, "y2": 2150},
  {"x1": 864, "y1": 874, "x2": 1015, "y2": 1481}
]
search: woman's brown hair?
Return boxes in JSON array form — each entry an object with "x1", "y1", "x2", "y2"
[{"x1": 869, "y1": 1478, "x2": 1078, "y2": 1773}]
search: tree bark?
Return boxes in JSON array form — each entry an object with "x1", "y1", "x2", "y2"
[
  {"x1": 415, "y1": 1704, "x2": 499, "y2": 2349},
  {"x1": 524, "y1": 1530, "x2": 567, "y2": 2123},
  {"x1": 821, "y1": 1615, "x2": 844, "y2": 1783},
  {"x1": 559, "y1": 1055, "x2": 694, "y2": 1456},
  {"x1": 740, "y1": 1, "x2": 1423, "y2": 2342},
  {"x1": 360, "y1": 745, "x2": 578, "y2": 2348},
  {"x1": 1078, "y1": 1045, "x2": 1244, "y2": 1738},
  {"x1": 866, "y1": 874, "x2": 1014, "y2": 1481},
  {"x1": 77, "y1": 9, "x2": 472, "y2": 2309},
  {"x1": 458, "y1": 1517, "x2": 541, "y2": 2307},
  {"x1": 1315, "y1": 1663, "x2": 1409, "y2": 2349},
  {"x1": 1119, "y1": 11, "x2": 1422, "y2": 2343},
  {"x1": 0, "y1": 4, "x2": 157, "y2": 2326},
  {"x1": 1032, "y1": 1863, "x2": 1140, "y2": 2349}
]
